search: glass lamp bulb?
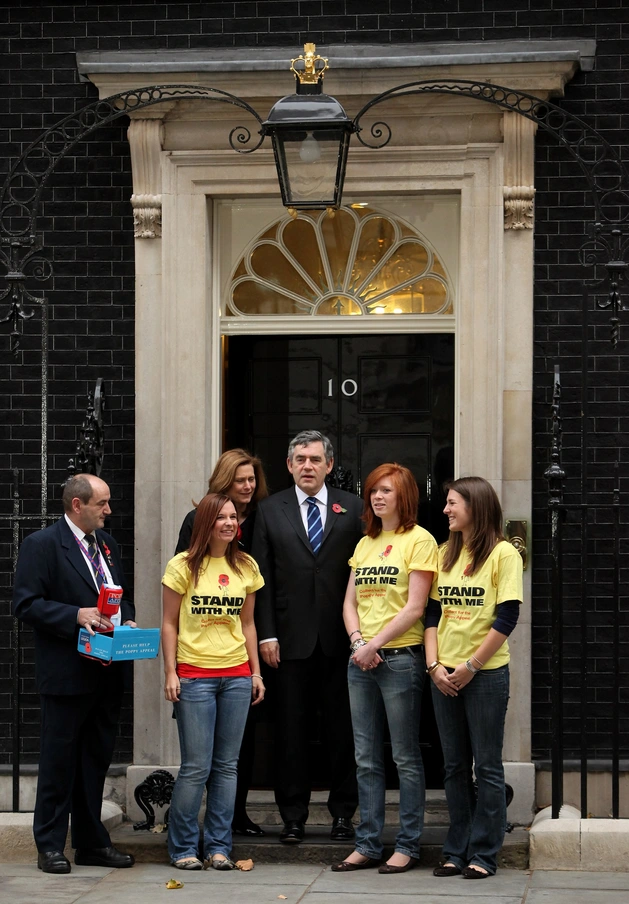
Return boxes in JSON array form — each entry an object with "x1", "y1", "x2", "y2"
[{"x1": 299, "y1": 132, "x2": 322, "y2": 164}]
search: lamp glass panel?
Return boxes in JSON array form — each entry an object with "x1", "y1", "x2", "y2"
[{"x1": 276, "y1": 133, "x2": 342, "y2": 205}]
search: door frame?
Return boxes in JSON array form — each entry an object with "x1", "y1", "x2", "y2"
[{"x1": 129, "y1": 144, "x2": 535, "y2": 826}]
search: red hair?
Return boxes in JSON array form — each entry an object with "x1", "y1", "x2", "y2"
[
  {"x1": 185, "y1": 493, "x2": 247, "y2": 586},
  {"x1": 363, "y1": 463, "x2": 419, "y2": 538}
]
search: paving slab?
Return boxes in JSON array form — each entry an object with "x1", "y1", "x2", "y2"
[
  {"x1": 529, "y1": 870, "x2": 629, "y2": 890},
  {"x1": 1, "y1": 875, "x2": 101, "y2": 904},
  {"x1": 100, "y1": 861, "x2": 327, "y2": 884},
  {"x1": 6, "y1": 863, "x2": 629, "y2": 904},
  {"x1": 304, "y1": 895, "x2": 523, "y2": 904},
  {"x1": 314, "y1": 866, "x2": 531, "y2": 896},
  {"x1": 75, "y1": 877, "x2": 312, "y2": 904},
  {"x1": 526, "y1": 891, "x2": 629, "y2": 904}
]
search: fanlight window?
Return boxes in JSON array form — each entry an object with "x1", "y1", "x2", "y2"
[{"x1": 226, "y1": 205, "x2": 453, "y2": 316}]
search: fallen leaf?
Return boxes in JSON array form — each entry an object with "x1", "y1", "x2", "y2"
[
  {"x1": 278, "y1": 896, "x2": 287, "y2": 899},
  {"x1": 150, "y1": 823, "x2": 167, "y2": 834},
  {"x1": 236, "y1": 858, "x2": 254, "y2": 871},
  {"x1": 166, "y1": 878, "x2": 184, "y2": 889}
]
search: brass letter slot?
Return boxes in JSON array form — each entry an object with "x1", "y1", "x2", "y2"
[{"x1": 505, "y1": 520, "x2": 528, "y2": 571}]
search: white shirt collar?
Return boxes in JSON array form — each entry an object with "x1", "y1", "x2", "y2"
[
  {"x1": 295, "y1": 482, "x2": 329, "y2": 507},
  {"x1": 65, "y1": 513, "x2": 91, "y2": 542}
]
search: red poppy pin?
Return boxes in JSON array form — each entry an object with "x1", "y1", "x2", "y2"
[
  {"x1": 102, "y1": 542, "x2": 114, "y2": 567},
  {"x1": 379, "y1": 544, "x2": 393, "y2": 560},
  {"x1": 463, "y1": 563, "x2": 473, "y2": 577},
  {"x1": 218, "y1": 574, "x2": 229, "y2": 588},
  {"x1": 237, "y1": 525, "x2": 242, "y2": 541},
  {"x1": 332, "y1": 503, "x2": 347, "y2": 514}
]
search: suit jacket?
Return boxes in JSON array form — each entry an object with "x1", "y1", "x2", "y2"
[
  {"x1": 12, "y1": 516, "x2": 135, "y2": 695},
  {"x1": 251, "y1": 485, "x2": 364, "y2": 660}
]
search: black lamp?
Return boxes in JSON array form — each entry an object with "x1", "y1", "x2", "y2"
[{"x1": 261, "y1": 44, "x2": 355, "y2": 212}]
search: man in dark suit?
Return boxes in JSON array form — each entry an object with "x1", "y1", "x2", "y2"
[
  {"x1": 12, "y1": 474, "x2": 136, "y2": 874},
  {"x1": 252, "y1": 430, "x2": 363, "y2": 843}
]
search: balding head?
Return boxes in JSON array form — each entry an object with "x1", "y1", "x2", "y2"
[{"x1": 63, "y1": 474, "x2": 111, "y2": 534}]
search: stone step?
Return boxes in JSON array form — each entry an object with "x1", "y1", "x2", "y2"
[
  {"x1": 240, "y1": 790, "x2": 450, "y2": 827},
  {"x1": 111, "y1": 822, "x2": 529, "y2": 869}
]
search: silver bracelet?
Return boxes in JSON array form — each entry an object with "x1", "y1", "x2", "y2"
[
  {"x1": 350, "y1": 638, "x2": 367, "y2": 653},
  {"x1": 464, "y1": 659, "x2": 480, "y2": 674},
  {"x1": 251, "y1": 673, "x2": 264, "y2": 680}
]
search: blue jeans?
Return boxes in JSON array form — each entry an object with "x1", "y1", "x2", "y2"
[
  {"x1": 168, "y1": 676, "x2": 251, "y2": 862},
  {"x1": 431, "y1": 665, "x2": 510, "y2": 875},
  {"x1": 348, "y1": 645, "x2": 425, "y2": 859}
]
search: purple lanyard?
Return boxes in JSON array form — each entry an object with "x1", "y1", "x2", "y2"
[{"x1": 74, "y1": 533, "x2": 107, "y2": 585}]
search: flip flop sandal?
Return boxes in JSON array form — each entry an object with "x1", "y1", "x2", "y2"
[
  {"x1": 209, "y1": 855, "x2": 237, "y2": 871},
  {"x1": 174, "y1": 857, "x2": 203, "y2": 870}
]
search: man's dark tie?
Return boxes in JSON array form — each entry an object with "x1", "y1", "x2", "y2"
[
  {"x1": 85, "y1": 534, "x2": 104, "y2": 587},
  {"x1": 306, "y1": 497, "x2": 323, "y2": 555}
]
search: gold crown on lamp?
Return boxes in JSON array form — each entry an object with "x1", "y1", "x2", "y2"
[{"x1": 290, "y1": 43, "x2": 329, "y2": 84}]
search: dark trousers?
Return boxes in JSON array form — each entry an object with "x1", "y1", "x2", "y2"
[
  {"x1": 34, "y1": 692, "x2": 122, "y2": 853},
  {"x1": 274, "y1": 642, "x2": 357, "y2": 824},
  {"x1": 233, "y1": 709, "x2": 257, "y2": 823}
]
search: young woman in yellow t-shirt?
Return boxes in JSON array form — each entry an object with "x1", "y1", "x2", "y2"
[
  {"x1": 332, "y1": 463, "x2": 438, "y2": 874},
  {"x1": 161, "y1": 493, "x2": 265, "y2": 871},
  {"x1": 424, "y1": 477, "x2": 523, "y2": 880}
]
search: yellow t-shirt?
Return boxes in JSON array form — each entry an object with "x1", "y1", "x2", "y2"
[
  {"x1": 349, "y1": 525, "x2": 438, "y2": 648},
  {"x1": 162, "y1": 553, "x2": 264, "y2": 669},
  {"x1": 429, "y1": 540, "x2": 523, "y2": 669}
]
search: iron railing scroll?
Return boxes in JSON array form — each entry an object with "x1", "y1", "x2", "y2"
[{"x1": 544, "y1": 366, "x2": 565, "y2": 819}]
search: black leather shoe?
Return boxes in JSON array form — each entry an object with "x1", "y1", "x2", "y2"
[
  {"x1": 279, "y1": 820, "x2": 305, "y2": 844},
  {"x1": 74, "y1": 846, "x2": 135, "y2": 868},
  {"x1": 330, "y1": 816, "x2": 355, "y2": 840},
  {"x1": 232, "y1": 815, "x2": 266, "y2": 837},
  {"x1": 38, "y1": 850, "x2": 71, "y2": 873}
]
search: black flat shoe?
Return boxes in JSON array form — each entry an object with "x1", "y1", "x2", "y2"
[
  {"x1": 232, "y1": 816, "x2": 266, "y2": 837},
  {"x1": 462, "y1": 865, "x2": 490, "y2": 879},
  {"x1": 433, "y1": 863, "x2": 462, "y2": 877},
  {"x1": 330, "y1": 816, "x2": 354, "y2": 840},
  {"x1": 75, "y1": 846, "x2": 134, "y2": 868},
  {"x1": 279, "y1": 820, "x2": 305, "y2": 843},
  {"x1": 38, "y1": 850, "x2": 71, "y2": 873},
  {"x1": 378, "y1": 856, "x2": 419, "y2": 874},
  {"x1": 331, "y1": 856, "x2": 380, "y2": 872}
]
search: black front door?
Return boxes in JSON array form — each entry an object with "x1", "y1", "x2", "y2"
[
  {"x1": 225, "y1": 332, "x2": 455, "y2": 788},
  {"x1": 226, "y1": 333, "x2": 454, "y2": 541}
]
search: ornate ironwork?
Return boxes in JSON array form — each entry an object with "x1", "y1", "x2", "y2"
[
  {"x1": 67, "y1": 379, "x2": 106, "y2": 478},
  {"x1": 328, "y1": 464, "x2": 355, "y2": 494},
  {"x1": 353, "y1": 78, "x2": 629, "y2": 345},
  {"x1": 2, "y1": 78, "x2": 629, "y2": 351},
  {"x1": 133, "y1": 769, "x2": 175, "y2": 831},
  {"x1": 544, "y1": 366, "x2": 566, "y2": 819},
  {"x1": 0, "y1": 84, "x2": 264, "y2": 355}
]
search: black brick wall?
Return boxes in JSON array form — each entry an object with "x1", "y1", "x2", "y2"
[{"x1": 1, "y1": 1, "x2": 627, "y2": 768}]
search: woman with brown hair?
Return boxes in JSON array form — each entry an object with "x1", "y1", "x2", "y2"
[
  {"x1": 162, "y1": 493, "x2": 265, "y2": 870},
  {"x1": 175, "y1": 448, "x2": 269, "y2": 836},
  {"x1": 425, "y1": 476, "x2": 522, "y2": 879},
  {"x1": 332, "y1": 463, "x2": 438, "y2": 874},
  {"x1": 176, "y1": 449, "x2": 268, "y2": 555}
]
